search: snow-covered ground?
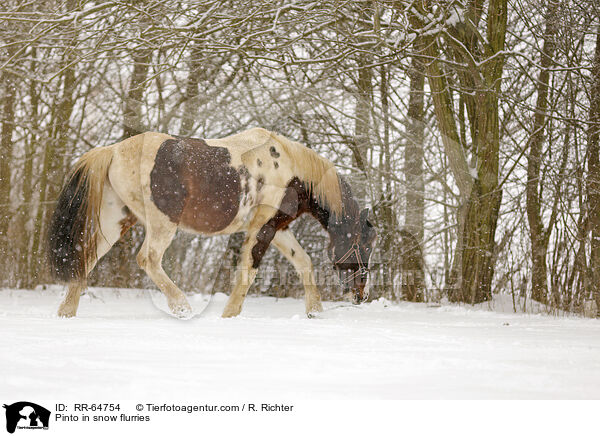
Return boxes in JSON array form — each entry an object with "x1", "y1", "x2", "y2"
[{"x1": 1, "y1": 287, "x2": 600, "y2": 400}]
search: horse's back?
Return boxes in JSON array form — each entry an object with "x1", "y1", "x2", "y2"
[
  {"x1": 107, "y1": 129, "x2": 296, "y2": 235},
  {"x1": 204, "y1": 127, "x2": 275, "y2": 151},
  {"x1": 108, "y1": 131, "x2": 260, "y2": 235}
]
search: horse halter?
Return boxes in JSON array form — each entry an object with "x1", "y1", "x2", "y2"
[{"x1": 334, "y1": 241, "x2": 368, "y2": 285}]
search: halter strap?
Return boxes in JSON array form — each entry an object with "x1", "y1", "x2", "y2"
[{"x1": 335, "y1": 242, "x2": 367, "y2": 284}]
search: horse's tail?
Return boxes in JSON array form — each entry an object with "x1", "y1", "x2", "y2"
[{"x1": 47, "y1": 146, "x2": 115, "y2": 282}]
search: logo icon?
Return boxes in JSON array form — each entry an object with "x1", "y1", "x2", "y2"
[{"x1": 3, "y1": 402, "x2": 50, "y2": 434}]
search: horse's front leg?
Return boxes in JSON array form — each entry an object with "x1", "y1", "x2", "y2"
[
  {"x1": 222, "y1": 211, "x2": 275, "y2": 318},
  {"x1": 271, "y1": 229, "x2": 323, "y2": 316}
]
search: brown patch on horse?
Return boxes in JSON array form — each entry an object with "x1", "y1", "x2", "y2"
[
  {"x1": 150, "y1": 138, "x2": 241, "y2": 233},
  {"x1": 119, "y1": 213, "x2": 137, "y2": 237},
  {"x1": 150, "y1": 139, "x2": 187, "y2": 222},
  {"x1": 239, "y1": 166, "x2": 251, "y2": 194},
  {"x1": 269, "y1": 146, "x2": 280, "y2": 158},
  {"x1": 251, "y1": 177, "x2": 328, "y2": 268}
]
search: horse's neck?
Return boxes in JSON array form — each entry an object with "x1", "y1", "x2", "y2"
[
  {"x1": 307, "y1": 199, "x2": 331, "y2": 231},
  {"x1": 306, "y1": 185, "x2": 356, "y2": 240}
]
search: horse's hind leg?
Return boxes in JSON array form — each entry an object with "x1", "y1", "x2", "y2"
[
  {"x1": 221, "y1": 232, "x2": 259, "y2": 318},
  {"x1": 136, "y1": 218, "x2": 192, "y2": 319},
  {"x1": 57, "y1": 282, "x2": 86, "y2": 318},
  {"x1": 58, "y1": 184, "x2": 132, "y2": 317}
]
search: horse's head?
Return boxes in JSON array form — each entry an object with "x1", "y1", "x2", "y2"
[{"x1": 328, "y1": 208, "x2": 377, "y2": 304}]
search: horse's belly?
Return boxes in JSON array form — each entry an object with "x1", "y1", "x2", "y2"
[{"x1": 150, "y1": 137, "x2": 242, "y2": 233}]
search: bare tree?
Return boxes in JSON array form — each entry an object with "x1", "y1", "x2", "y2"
[
  {"x1": 587, "y1": 22, "x2": 600, "y2": 315},
  {"x1": 526, "y1": 0, "x2": 560, "y2": 304}
]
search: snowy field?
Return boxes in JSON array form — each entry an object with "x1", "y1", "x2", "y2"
[{"x1": 2, "y1": 286, "x2": 600, "y2": 400}]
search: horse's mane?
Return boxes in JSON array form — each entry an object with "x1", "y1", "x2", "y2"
[{"x1": 269, "y1": 131, "x2": 343, "y2": 216}]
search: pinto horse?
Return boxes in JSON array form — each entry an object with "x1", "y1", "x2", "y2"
[{"x1": 47, "y1": 128, "x2": 376, "y2": 318}]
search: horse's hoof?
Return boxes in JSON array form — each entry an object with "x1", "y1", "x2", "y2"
[
  {"x1": 57, "y1": 305, "x2": 76, "y2": 318},
  {"x1": 306, "y1": 301, "x2": 323, "y2": 315},
  {"x1": 222, "y1": 305, "x2": 241, "y2": 318},
  {"x1": 170, "y1": 302, "x2": 193, "y2": 319}
]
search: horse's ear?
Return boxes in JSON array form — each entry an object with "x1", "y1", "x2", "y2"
[
  {"x1": 360, "y1": 208, "x2": 376, "y2": 243},
  {"x1": 360, "y1": 208, "x2": 370, "y2": 223}
]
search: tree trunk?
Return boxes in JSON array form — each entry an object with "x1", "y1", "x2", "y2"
[
  {"x1": 180, "y1": 42, "x2": 205, "y2": 137},
  {"x1": 350, "y1": 4, "x2": 374, "y2": 201},
  {"x1": 457, "y1": 0, "x2": 507, "y2": 303},
  {"x1": 587, "y1": 25, "x2": 600, "y2": 316},
  {"x1": 526, "y1": 0, "x2": 559, "y2": 304},
  {"x1": 376, "y1": 65, "x2": 397, "y2": 299},
  {"x1": 15, "y1": 53, "x2": 39, "y2": 287},
  {"x1": 402, "y1": 38, "x2": 426, "y2": 302},
  {"x1": 400, "y1": 230, "x2": 425, "y2": 302},
  {"x1": 0, "y1": 47, "x2": 17, "y2": 246},
  {"x1": 459, "y1": 178, "x2": 502, "y2": 303},
  {"x1": 351, "y1": 57, "x2": 372, "y2": 201},
  {"x1": 407, "y1": 0, "x2": 507, "y2": 303},
  {"x1": 0, "y1": 45, "x2": 17, "y2": 287},
  {"x1": 122, "y1": 49, "x2": 152, "y2": 139},
  {"x1": 405, "y1": 44, "x2": 425, "y2": 244}
]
